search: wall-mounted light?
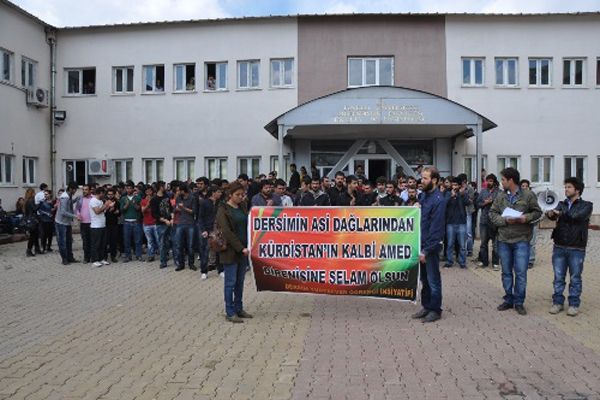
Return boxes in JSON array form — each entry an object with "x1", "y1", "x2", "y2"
[{"x1": 53, "y1": 110, "x2": 66, "y2": 124}]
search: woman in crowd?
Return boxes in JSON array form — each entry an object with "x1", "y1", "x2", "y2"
[{"x1": 23, "y1": 188, "x2": 41, "y2": 256}]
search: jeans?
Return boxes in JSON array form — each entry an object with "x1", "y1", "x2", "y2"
[
  {"x1": 529, "y1": 224, "x2": 538, "y2": 264},
  {"x1": 478, "y1": 222, "x2": 499, "y2": 266},
  {"x1": 498, "y1": 241, "x2": 530, "y2": 306},
  {"x1": 552, "y1": 246, "x2": 585, "y2": 307},
  {"x1": 55, "y1": 223, "x2": 73, "y2": 262},
  {"x1": 143, "y1": 225, "x2": 160, "y2": 257},
  {"x1": 105, "y1": 224, "x2": 119, "y2": 259},
  {"x1": 40, "y1": 221, "x2": 54, "y2": 250},
  {"x1": 123, "y1": 221, "x2": 142, "y2": 259},
  {"x1": 174, "y1": 224, "x2": 195, "y2": 267},
  {"x1": 156, "y1": 224, "x2": 170, "y2": 266},
  {"x1": 223, "y1": 258, "x2": 248, "y2": 317},
  {"x1": 466, "y1": 213, "x2": 473, "y2": 254},
  {"x1": 90, "y1": 227, "x2": 106, "y2": 262},
  {"x1": 420, "y1": 249, "x2": 442, "y2": 313},
  {"x1": 446, "y1": 224, "x2": 467, "y2": 266},
  {"x1": 80, "y1": 222, "x2": 92, "y2": 262}
]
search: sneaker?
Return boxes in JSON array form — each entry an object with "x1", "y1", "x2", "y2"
[
  {"x1": 492, "y1": 264, "x2": 500, "y2": 271},
  {"x1": 146, "y1": 256, "x2": 155, "y2": 262},
  {"x1": 549, "y1": 304, "x2": 564, "y2": 314},
  {"x1": 61, "y1": 260, "x2": 70, "y2": 265},
  {"x1": 411, "y1": 308, "x2": 429, "y2": 319},
  {"x1": 515, "y1": 305, "x2": 527, "y2": 315},
  {"x1": 68, "y1": 258, "x2": 79, "y2": 263},
  {"x1": 497, "y1": 302, "x2": 513, "y2": 311},
  {"x1": 567, "y1": 306, "x2": 579, "y2": 317},
  {"x1": 175, "y1": 266, "x2": 184, "y2": 271},
  {"x1": 92, "y1": 261, "x2": 103, "y2": 267},
  {"x1": 422, "y1": 311, "x2": 441, "y2": 323},
  {"x1": 200, "y1": 273, "x2": 207, "y2": 280},
  {"x1": 443, "y1": 264, "x2": 453, "y2": 268},
  {"x1": 528, "y1": 262, "x2": 534, "y2": 269},
  {"x1": 111, "y1": 257, "x2": 118, "y2": 263},
  {"x1": 101, "y1": 260, "x2": 110, "y2": 265},
  {"x1": 476, "y1": 261, "x2": 485, "y2": 267},
  {"x1": 219, "y1": 272, "x2": 225, "y2": 278},
  {"x1": 136, "y1": 256, "x2": 144, "y2": 262},
  {"x1": 226, "y1": 315, "x2": 244, "y2": 323},
  {"x1": 160, "y1": 264, "x2": 168, "y2": 269},
  {"x1": 122, "y1": 257, "x2": 131, "y2": 263},
  {"x1": 237, "y1": 310, "x2": 253, "y2": 318},
  {"x1": 46, "y1": 247, "x2": 54, "y2": 252},
  {"x1": 190, "y1": 265, "x2": 198, "y2": 271}
]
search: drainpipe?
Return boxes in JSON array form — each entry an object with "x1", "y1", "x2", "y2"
[{"x1": 45, "y1": 28, "x2": 57, "y2": 191}]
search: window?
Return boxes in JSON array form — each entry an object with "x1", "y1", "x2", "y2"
[
  {"x1": 270, "y1": 58, "x2": 294, "y2": 88},
  {"x1": 495, "y1": 58, "x2": 518, "y2": 86},
  {"x1": 238, "y1": 60, "x2": 259, "y2": 89},
  {"x1": 21, "y1": 57, "x2": 37, "y2": 88},
  {"x1": 143, "y1": 65, "x2": 165, "y2": 93},
  {"x1": 205, "y1": 62, "x2": 227, "y2": 90},
  {"x1": 112, "y1": 66, "x2": 134, "y2": 93},
  {"x1": 64, "y1": 160, "x2": 88, "y2": 186},
  {"x1": 564, "y1": 156, "x2": 586, "y2": 182},
  {"x1": 238, "y1": 157, "x2": 260, "y2": 178},
  {"x1": 463, "y1": 156, "x2": 488, "y2": 183},
  {"x1": 462, "y1": 57, "x2": 484, "y2": 86},
  {"x1": 563, "y1": 58, "x2": 585, "y2": 86},
  {"x1": 347, "y1": 57, "x2": 393, "y2": 87},
  {"x1": 205, "y1": 157, "x2": 227, "y2": 180},
  {"x1": 114, "y1": 159, "x2": 133, "y2": 183},
  {"x1": 22, "y1": 156, "x2": 37, "y2": 185},
  {"x1": 497, "y1": 156, "x2": 520, "y2": 173},
  {"x1": 1, "y1": 48, "x2": 13, "y2": 82},
  {"x1": 597, "y1": 156, "x2": 600, "y2": 184},
  {"x1": 174, "y1": 158, "x2": 195, "y2": 181},
  {"x1": 270, "y1": 155, "x2": 291, "y2": 182},
  {"x1": 0, "y1": 154, "x2": 15, "y2": 184},
  {"x1": 143, "y1": 158, "x2": 164, "y2": 183},
  {"x1": 596, "y1": 58, "x2": 600, "y2": 86},
  {"x1": 174, "y1": 63, "x2": 195, "y2": 92},
  {"x1": 528, "y1": 58, "x2": 551, "y2": 87},
  {"x1": 530, "y1": 156, "x2": 553, "y2": 184},
  {"x1": 66, "y1": 68, "x2": 96, "y2": 95}
]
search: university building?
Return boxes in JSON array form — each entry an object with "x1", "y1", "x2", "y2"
[{"x1": 1, "y1": 0, "x2": 599, "y2": 217}]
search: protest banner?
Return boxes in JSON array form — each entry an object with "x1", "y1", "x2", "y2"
[{"x1": 249, "y1": 206, "x2": 421, "y2": 301}]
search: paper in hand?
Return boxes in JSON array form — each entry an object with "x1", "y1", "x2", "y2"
[{"x1": 501, "y1": 207, "x2": 523, "y2": 219}]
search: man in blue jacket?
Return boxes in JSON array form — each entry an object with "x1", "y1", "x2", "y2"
[{"x1": 412, "y1": 167, "x2": 446, "y2": 323}]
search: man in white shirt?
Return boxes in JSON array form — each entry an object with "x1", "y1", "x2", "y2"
[
  {"x1": 274, "y1": 179, "x2": 294, "y2": 207},
  {"x1": 89, "y1": 187, "x2": 114, "y2": 267},
  {"x1": 34, "y1": 183, "x2": 48, "y2": 205}
]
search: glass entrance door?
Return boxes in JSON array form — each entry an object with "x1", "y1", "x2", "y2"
[{"x1": 351, "y1": 156, "x2": 393, "y2": 182}]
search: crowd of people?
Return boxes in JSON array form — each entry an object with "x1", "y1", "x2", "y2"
[{"x1": 7, "y1": 162, "x2": 594, "y2": 323}]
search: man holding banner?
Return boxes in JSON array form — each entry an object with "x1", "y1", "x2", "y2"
[{"x1": 412, "y1": 167, "x2": 447, "y2": 323}]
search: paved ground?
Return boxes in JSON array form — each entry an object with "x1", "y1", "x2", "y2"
[{"x1": 0, "y1": 229, "x2": 599, "y2": 400}]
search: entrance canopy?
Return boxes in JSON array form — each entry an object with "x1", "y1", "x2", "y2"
[{"x1": 265, "y1": 86, "x2": 496, "y2": 178}]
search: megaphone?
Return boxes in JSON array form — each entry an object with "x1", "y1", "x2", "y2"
[{"x1": 536, "y1": 188, "x2": 559, "y2": 212}]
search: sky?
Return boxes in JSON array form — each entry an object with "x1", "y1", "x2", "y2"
[{"x1": 11, "y1": 0, "x2": 600, "y2": 27}]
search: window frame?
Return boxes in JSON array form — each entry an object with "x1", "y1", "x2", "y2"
[
  {"x1": 63, "y1": 159, "x2": 88, "y2": 187},
  {"x1": 113, "y1": 159, "x2": 133, "y2": 183},
  {"x1": 497, "y1": 155, "x2": 521, "y2": 173},
  {"x1": 528, "y1": 58, "x2": 552, "y2": 87},
  {"x1": 112, "y1": 66, "x2": 134, "y2": 94},
  {"x1": 269, "y1": 155, "x2": 291, "y2": 182},
  {"x1": 1, "y1": 48, "x2": 13, "y2": 83},
  {"x1": 173, "y1": 157, "x2": 195, "y2": 181},
  {"x1": 530, "y1": 156, "x2": 553, "y2": 184},
  {"x1": 347, "y1": 57, "x2": 394, "y2": 88},
  {"x1": 204, "y1": 62, "x2": 228, "y2": 91},
  {"x1": 237, "y1": 60, "x2": 260, "y2": 89},
  {"x1": 0, "y1": 154, "x2": 16, "y2": 185},
  {"x1": 142, "y1": 64, "x2": 165, "y2": 93},
  {"x1": 270, "y1": 58, "x2": 294, "y2": 88},
  {"x1": 461, "y1": 57, "x2": 485, "y2": 87},
  {"x1": 463, "y1": 155, "x2": 488, "y2": 183},
  {"x1": 173, "y1": 63, "x2": 196, "y2": 93},
  {"x1": 65, "y1": 67, "x2": 96, "y2": 96},
  {"x1": 564, "y1": 156, "x2": 587, "y2": 183},
  {"x1": 562, "y1": 58, "x2": 586, "y2": 87},
  {"x1": 237, "y1": 156, "x2": 261, "y2": 178},
  {"x1": 205, "y1": 157, "x2": 228, "y2": 180},
  {"x1": 596, "y1": 57, "x2": 600, "y2": 87},
  {"x1": 21, "y1": 57, "x2": 37, "y2": 88},
  {"x1": 494, "y1": 57, "x2": 519, "y2": 87},
  {"x1": 142, "y1": 158, "x2": 164, "y2": 183},
  {"x1": 597, "y1": 156, "x2": 600, "y2": 186},
  {"x1": 22, "y1": 156, "x2": 37, "y2": 186}
]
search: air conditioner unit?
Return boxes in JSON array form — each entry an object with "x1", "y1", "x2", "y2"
[
  {"x1": 26, "y1": 87, "x2": 49, "y2": 108},
  {"x1": 88, "y1": 159, "x2": 111, "y2": 176}
]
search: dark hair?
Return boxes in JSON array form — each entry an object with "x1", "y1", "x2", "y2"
[
  {"x1": 376, "y1": 176, "x2": 387, "y2": 185},
  {"x1": 302, "y1": 176, "x2": 312, "y2": 185},
  {"x1": 227, "y1": 181, "x2": 245, "y2": 196},
  {"x1": 145, "y1": 185, "x2": 155, "y2": 192},
  {"x1": 346, "y1": 175, "x2": 358, "y2": 184},
  {"x1": 156, "y1": 181, "x2": 166, "y2": 191},
  {"x1": 457, "y1": 173, "x2": 468, "y2": 183},
  {"x1": 179, "y1": 184, "x2": 189, "y2": 193},
  {"x1": 258, "y1": 179, "x2": 272, "y2": 190},
  {"x1": 206, "y1": 185, "x2": 221, "y2": 198},
  {"x1": 290, "y1": 163, "x2": 296, "y2": 169},
  {"x1": 196, "y1": 177, "x2": 209, "y2": 185},
  {"x1": 407, "y1": 176, "x2": 417, "y2": 182},
  {"x1": 362, "y1": 180, "x2": 373, "y2": 187},
  {"x1": 334, "y1": 171, "x2": 345, "y2": 178},
  {"x1": 67, "y1": 182, "x2": 79, "y2": 191},
  {"x1": 386, "y1": 180, "x2": 396, "y2": 186},
  {"x1": 237, "y1": 173, "x2": 249, "y2": 181},
  {"x1": 485, "y1": 173, "x2": 498, "y2": 182},
  {"x1": 519, "y1": 179, "x2": 531, "y2": 187},
  {"x1": 500, "y1": 167, "x2": 520, "y2": 185},
  {"x1": 452, "y1": 177, "x2": 463, "y2": 185},
  {"x1": 107, "y1": 188, "x2": 115, "y2": 194},
  {"x1": 95, "y1": 187, "x2": 105, "y2": 195},
  {"x1": 423, "y1": 166, "x2": 441, "y2": 183},
  {"x1": 39, "y1": 183, "x2": 48, "y2": 190},
  {"x1": 275, "y1": 179, "x2": 286, "y2": 187},
  {"x1": 125, "y1": 180, "x2": 135, "y2": 188},
  {"x1": 564, "y1": 177, "x2": 584, "y2": 195},
  {"x1": 311, "y1": 175, "x2": 320, "y2": 183}
]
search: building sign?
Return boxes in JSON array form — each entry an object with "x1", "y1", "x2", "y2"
[
  {"x1": 249, "y1": 206, "x2": 421, "y2": 301},
  {"x1": 333, "y1": 100, "x2": 425, "y2": 124}
]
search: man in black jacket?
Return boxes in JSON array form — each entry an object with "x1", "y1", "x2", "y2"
[
  {"x1": 288, "y1": 164, "x2": 300, "y2": 194},
  {"x1": 378, "y1": 181, "x2": 402, "y2": 206},
  {"x1": 546, "y1": 177, "x2": 593, "y2": 317},
  {"x1": 299, "y1": 176, "x2": 331, "y2": 206},
  {"x1": 327, "y1": 171, "x2": 346, "y2": 206}
]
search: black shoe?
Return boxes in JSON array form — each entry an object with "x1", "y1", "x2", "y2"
[
  {"x1": 237, "y1": 310, "x2": 253, "y2": 318},
  {"x1": 175, "y1": 266, "x2": 184, "y2": 271},
  {"x1": 146, "y1": 256, "x2": 155, "y2": 262},
  {"x1": 36, "y1": 248, "x2": 45, "y2": 255},
  {"x1": 61, "y1": 260, "x2": 70, "y2": 265},
  {"x1": 459, "y1": 264, "x2": 467, "y2": 269},
  {"x1": 528, "y1": 263, "x2": 534, "y2": 269},
  {"x1": 443, "y1": 264, "x2": 453, "y2": 268},
  {"x1": 122, "y1": 257, "x2": 131, "y2": 263},
  {"x1": 111, "y1": 256, "x2": 118, "y2": 263},
  {"x1": 68, "y1": 258, "x2": 79, "y2": 263},
  {"x1": 190, "y1": 265, "x2": 198, "y2": 271},
  {"x1": 226, "y1": 315, "x2": 244, "y2": 323},
  {"x1": 160, "y1": 264, "x2": 168, "y2": 269},
  {"x1": 411, "y1": 308, "x2": 429, "y2": 319},
  {"x1": 497, "y1": 302, "x2": 513, "y2": 311},
  {"x1": 422, "y1": 311, "x2": 441, "y2": 323},
  {"x1": 515, "y1": 305, "x2": 527, "y2": 315},
  {"x1": 26, "y1": 250, "x2": 35, "y2": 257},
  {"x1": 46, "y1": 247, "x2": 53, "y2": 252}
]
